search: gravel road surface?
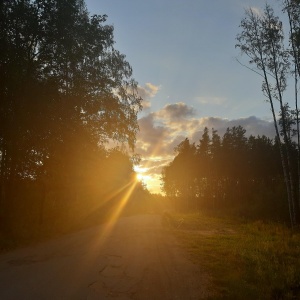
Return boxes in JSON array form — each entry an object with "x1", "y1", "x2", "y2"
[{"x1": 0, "y1": 214, "x2": 211, "y2": 299}]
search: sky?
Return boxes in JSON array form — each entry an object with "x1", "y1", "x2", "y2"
[{"x1": 85, "y1": 0, "x2": 284, "y2": 194}]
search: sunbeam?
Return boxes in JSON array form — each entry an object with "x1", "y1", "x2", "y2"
[
  {"x1": 102, "y1": 179, "x2": 138, "y2": 233},
  {"x1": 82, "y1": 178, "x2": 139, "y2": 252}
]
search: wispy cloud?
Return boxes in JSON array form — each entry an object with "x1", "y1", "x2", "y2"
[
  {"x1": 137, "y1": 83, "x2": 161, "y2": 109},
  {"x1": 155, "y1": 102, "x2": 196, "y2": 121},
  {"x1": 136, "y1": 113, "x2": 171, "y2": 157},
  {"x1": 196, "y1": 96, "x2": 227, "y2": 105},
  {"x1": 191, "y1": 116, "x2": 275, "y2": 141},
  {"x1": 250, "y1": 6, "x2": 263, "y2": 17},
  {"x1": 138, "y1": 104, "x2": 275, "y2": 160}
]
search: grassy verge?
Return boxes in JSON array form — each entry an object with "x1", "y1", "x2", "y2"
[{"x1": 165, "y1": 212, "x2": 300, "y2": 299}]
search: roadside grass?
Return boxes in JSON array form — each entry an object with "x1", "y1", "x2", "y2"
[{"x1": 165, "y1": 212, "x2": 300, "y2": 299}]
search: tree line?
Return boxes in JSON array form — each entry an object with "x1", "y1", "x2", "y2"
[
  {"x1": 0, "y1": 0, "x2": 147, "y2": 239},
  {"x1": 161, "y1": 126, "x2": 294, "y2": 222}
]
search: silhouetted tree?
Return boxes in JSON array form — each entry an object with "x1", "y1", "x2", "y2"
[
  {"x1": 236, "y1": 4, "x2": 299, "y2": 226},
  {"x1": 161, "y1": 127, "x2": 288, "y2": 221},
  {"x1": 284, "y1": 0, "x2": 300, "y2": 211},
  {"x1": 162, "y1": 138, "x2": 197, "y2": 209},
  {"x1": 0, "y1": 0, "x2": 142, "y2": 231}
]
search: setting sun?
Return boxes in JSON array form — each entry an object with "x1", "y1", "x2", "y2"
[
  {"x1": 134, "y1": 164, "x2": 162, "y2": 194},
  {"x1": 136, "y1": 173, "x2": 144, "y2": 181},
  {"x1": 134, "y1": 166, "x2": 151, "y2": 184}
]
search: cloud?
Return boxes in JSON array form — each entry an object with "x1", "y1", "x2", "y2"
[
  {"x1": 250, "y1": 6, "x2": 263, "y2": 17},
  {"x1": 137, "y1": 83, "x2": 160, "y2": 109},
  {"x1": 140, "y1": 158, "x2": 173, "y2": 176},
  {"x1": 155, "y1": 102, "x2": 196, "y2": 121},
  {"x1": 191, "y1": 116, "x2": 275, "y2": 141},
  {"x1": 196, "y1": 96, "x2": 227, "y2": 105},
  {"x1": 137, "y1": 114, "x2": 169, "y2": 144},
  {"x1": 135, "y1": 100, "x2": 277, "y2": 193},
  {"x1": 137, "y1": 103, "x2": 277, "y2": 158},
  {"x1": 136, "y1": 113, "x2": 171, "y2": 157},
  {"x1": 137, "y1": 103, "x2": 200, "y2": 156}
]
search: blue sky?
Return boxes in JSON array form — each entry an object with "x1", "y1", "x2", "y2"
[{"x1": 85, "y1": 0, "x2": 281, "y2": 193}]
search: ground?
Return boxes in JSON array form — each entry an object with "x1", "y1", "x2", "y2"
[{"x1": 0, "y1": 214, "x2": 213, "y2": 299}]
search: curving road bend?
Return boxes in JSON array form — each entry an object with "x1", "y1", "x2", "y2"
[{"x1": 0, "y1": 215, "x2": 211, "y2": 299}]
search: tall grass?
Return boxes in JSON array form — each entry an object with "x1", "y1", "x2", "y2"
[{"x1": 169, "y1": 212, "x2": 300, "y2": 299}]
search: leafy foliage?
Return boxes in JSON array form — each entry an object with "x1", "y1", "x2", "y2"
[{"x1": 0, "y1": 0, "x2": 143, "y2": 235}]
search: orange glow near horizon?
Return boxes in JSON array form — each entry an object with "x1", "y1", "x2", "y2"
[
  {"x1": 134, "y1": 153, "x2": 171, "y2": 194},
  {"x1": 134, "y1": 166, "x2": 150, "y2": 182},
  {"x1": 134, "y1": 137, "x2": 172, "y2": 195},
  {"x1": 134, "y1": 165, "x2": 158, "y2": 193}
]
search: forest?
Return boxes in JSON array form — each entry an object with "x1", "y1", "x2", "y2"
[{"x1": 161, "y1": 126, "x2": 289, "y2": 221}]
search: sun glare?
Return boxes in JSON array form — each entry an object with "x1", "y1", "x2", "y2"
[
  {"x1": 136, "y1": 173, "x2": 144, "y2": 181},
  {"x1": 134, "y1": 165, "x2": 148, "y2": 173},
  {"x1": 134, "y1": 165, "x2": 152, "y2": 185},
  {"x1": 133, "y1": 164, "x2": 164, "y2": 194},
  {"x1": 90, "y1": 179, "x2": 138, "y2": 249}
]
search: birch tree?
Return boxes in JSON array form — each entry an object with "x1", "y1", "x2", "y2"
[
  {"x1": 236, "y1": 4, "x2": 298, "y2": 227},
  {"x1": 283, "y1": 0, "x2": 300, "y2": 211}
]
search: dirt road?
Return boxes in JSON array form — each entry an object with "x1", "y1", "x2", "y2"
[{"x1": 0, "y1": 214, "x2": 211, "y2": 299}]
